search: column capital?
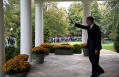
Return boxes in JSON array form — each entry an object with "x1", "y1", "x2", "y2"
[
  {"x1": 34, "y1": 0, "x2": 44, "y2": 5},
  {"x1": 81, "y1": 0, "x2": 93, "y2": 4}
]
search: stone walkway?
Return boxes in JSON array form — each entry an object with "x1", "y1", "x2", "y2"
[{"x1": 27, "y1": 49, "x2": 119, "y2": 77}]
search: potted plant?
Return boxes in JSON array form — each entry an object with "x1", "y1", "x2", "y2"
[
  {"x1": 40, "y1": 43, "x2": 52, "y2": 55},
  {"x1": 2, "y1": 58, "x2": 31, "y2": 77},
  {"x1": 80, "y1": 43, "x2": 88, "y2": 56},
  {"x1": 32, "y1": 46, "x2": 48, "y2": 64},
  {"x1": 14, "y1": 54, "x2": 29, "y2": 61},
  {"x1": 53, "y1": 45, "x2": 74, "y2": 55}
]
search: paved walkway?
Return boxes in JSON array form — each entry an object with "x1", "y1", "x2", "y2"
[{"x1": 27, "y1": 49, "x2": 119, "y2": 77}]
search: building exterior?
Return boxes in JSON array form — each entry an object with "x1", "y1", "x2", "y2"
[{"x1": 0, "y1": 0, "x2": 115, "y2": 77}]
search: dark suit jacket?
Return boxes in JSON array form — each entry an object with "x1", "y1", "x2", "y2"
[{"x1": 75, "y1": 23, "x2": 102, "y2": 51}]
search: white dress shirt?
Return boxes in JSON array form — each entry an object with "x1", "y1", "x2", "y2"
[{"x1": 90, "y1": 24, "x2": 94, "y2": 30}]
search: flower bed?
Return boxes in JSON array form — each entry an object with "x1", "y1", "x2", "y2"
[
  {"x1": 40, "y1": 43, "x2": 52, "y2": 48},
  {"x1": 53, "y1": 45, "x2": 74, "y2": 55},
  {"x1": 53, "y1": 45, "x2": 74, "y2": 50}
]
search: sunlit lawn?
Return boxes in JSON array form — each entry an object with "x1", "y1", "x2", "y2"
[
  {"x1": 52, "y1": 41, "x2": 114, "y2": 51},
  {"x1": 52, "y1": 41, "x2": 81, "y2": 45},
  {"x1": 102, "y1": 43, "x2": 114, "y2": 51}
]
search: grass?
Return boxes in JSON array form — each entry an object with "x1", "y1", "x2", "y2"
[
  {"x1": 102, "y1": 43, "x2": 114, "y2": 51},
  {"x1": 52, "y1": 41, "x2": 115, "y2": 51},
  {"x1": 52, "y1": 41, "x2": 81, "y2": 45}
]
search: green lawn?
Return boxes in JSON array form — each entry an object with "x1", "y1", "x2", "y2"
[
  {"x1": 52, "y1": 42, "x2": 115, "y2": 51},
  {"x1": 52, "y1": 42, "x2": 81, "y2": 45},
  {"x1": 102, "y1": 43, "x2": 114, "y2": 51}
]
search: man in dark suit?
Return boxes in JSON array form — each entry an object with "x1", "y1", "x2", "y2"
[{"x1": 70, "y1": 16, "x2": 105, "y2": 77}]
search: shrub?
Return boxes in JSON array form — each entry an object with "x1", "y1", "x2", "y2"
[
  {"x1": 73, "y1": 44, "x2": 81, "y2": 54},
  {"x1": 109, "y1": 31, "x2": 116, "y2": 41},
  {"x1": 50, "y1": 45, "x2": 55, "y2": 53},
  {"x1": 114, "y1": 24, "x2": 119, "y2": 53},
  {"x1": 114, "y1": 35, "x2": 119, "y2": 53},
  {"x1": 5, "y1": 46, "x2": 21, "y2": 61},
  {"x1": 5, "y1": 46, "x2": 16, "y2": 61},
  {"x1": 12, "y1": 47, "x2": 20, "y2": 57},
  {"x1": 44, "y1": 27, "x2": 51, "y2": 42},
  {"x1": 15, "y1": 28, "x2": 20, "y2": 47}
]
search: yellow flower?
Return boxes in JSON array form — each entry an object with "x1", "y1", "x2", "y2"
[
  {"x1": 32, "y1": 46, "x2": 48, "y2": 54},
  {"x1": 14, "y1": 54, "x2": 29, "y2": 61},
  {"x1": 2, "y1": 56, "x2": 31, "y2": 75},
  {"x1": 80, "y1": 43, "x2": 87, "y2": 48},
  {"x1": 53, "y1": 44, "x2": 74, "y2": 50},
  {"x1": 40, "y1": 43, "x2": 52, "y2": 48}
]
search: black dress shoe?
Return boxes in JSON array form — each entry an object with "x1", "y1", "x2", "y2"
[
  {"x1": 97, "y1": 71, "x2": 105, "y2": 76},
  {"x1": 90, "y1": 75, "x2": 97, "y2": 77}
]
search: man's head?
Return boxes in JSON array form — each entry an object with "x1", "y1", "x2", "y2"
[{"x1": 86, "y1": 16, "x2": 94, "y2": 26}]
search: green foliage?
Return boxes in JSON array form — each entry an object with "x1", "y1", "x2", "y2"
[
  {"x1": 4, "y1": 1, "x2": 119, "y2": 51},
  {"x1": 44, "y1": 27, "x2": 51, "y2": 42},
  {"x1": 61, "y1": 43, "x2": 70, "y2": 45},
  {"x1": 15, "y1": 28, "x2": 20, "y2": 47},
  {"x1": 102, "y1": 43, "x2": 114, "y2": 51},
  {"x1": 91, "y1": 1, "x2": 101, "y2": 25},
  {"x1": 102, "y1": 1, "x2": 119, "y2": 39},
  {"x1": 5, "y1": 46, "x2": 16, "y2": 61},
  {"x1": 32, "y1": 25, "x2": 35, "y2": 47},
  {"x1": 109, "y1": 31, "x2": 116, "y2": 40},
  {"x1": 116, "y1": 24, "x2": 119, "y2": 34},
  {"x1": 73, "y1": 44, "x2": 81, "y2": 54},
  {"x1": 4, "y1": 0, "x2": 20, "y2": 37},
  {"x1": 32, "y1": 4, "x2": 35, "y2": 47},
  {"x1": 49, "y1": 45, "x2": 55, "y2": 53},
  {"x1": 68, "y1": 2, "x2": 83, "y2": 36},
  {"x1": 114, "y1": 35, "x2": 119, "y2": 52},
  {"x1": 5, "y1": 46, "x2": 20, "y2": 61},
  {"x1": 12, "y1": 47, "x2": 20, "y2": 57},
  {"x1": 4, "y1": 0, "x2": 21, "y2": 56},
  {"x1": 43, "y1": 2, "x2": 69, "y2": 37},
  {"x1": 114, "y1": 24, "x2": 119, "y2": 53}
]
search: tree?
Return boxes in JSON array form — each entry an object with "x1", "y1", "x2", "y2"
[
  {"x1": 4, "y1": 0, "x2": 20, "y2": 37},
  {"x1": 91, "y1": 1, "x2": 101, "y2": 26},
  {"x1": 43, "y1": 2, "x2": 69, "y2": 37},
  {"x1": 68, "y1": 2, "x2": 83, "y2": 36},
  {"x1": 103, "y1": 1, "x2": 119, "y2": 40}
]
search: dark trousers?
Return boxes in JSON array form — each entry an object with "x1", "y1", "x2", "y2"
[{"x1": 88, "y1": 49, "x2": 104, "y2": 76}]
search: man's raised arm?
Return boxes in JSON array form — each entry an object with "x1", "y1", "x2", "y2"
[
  {"x1": 70, "y1": 19, "x2": 89, "y2": 30},
  {"x1": 75, "y1": 23, "x2": 89, "y2": 30}
]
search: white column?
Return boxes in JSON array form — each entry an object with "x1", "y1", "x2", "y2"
[
  {"x1": 0, "y1": 0, "x2": 5, "y2": 77},
  {"x1": 20, "y1": 0, "x2": 32, "y2": 62},
  {"x1": 35, "y1": 0, "x2": 44, "y2": 46},
  {"x1": 82, "y1": 1, "x2": 92, "y2": 43}
]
